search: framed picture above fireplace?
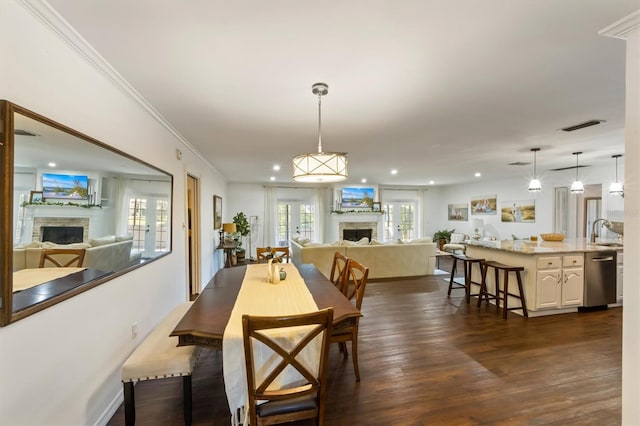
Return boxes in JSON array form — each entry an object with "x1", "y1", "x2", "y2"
[
  {"x1": 341, "y1": 187, "x2": 374, "y2": 209},
  {"x1": 42, "y1": 173, "x2": 89, "y2": 200}
]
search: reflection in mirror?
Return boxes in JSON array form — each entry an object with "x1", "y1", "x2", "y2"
[{"x1": 3, "y1": 101, "x2": 173, "y2": 325}]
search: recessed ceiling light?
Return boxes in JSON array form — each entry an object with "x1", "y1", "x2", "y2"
[
  {"x1": 361, "y1": 178, "x2": 367, "y2": 183},
  {"x1": 48, "y1": 162, "x2": 56, "y2": 167},
  {"x1": 273, "y1": 165, "x2": 280, "y2": 171},
  {"x1": 474, "y1": 172, "x2": 481, "y2": 177},
  {"x1": 391, "y1": 169, "x2": 398, "y2": 175},
  {"x1": 429, "y1": 180, "x2": 434, "y2": 185},
  {"x1": 269, "y1": 176, "x2": 275, "y2": 181}
]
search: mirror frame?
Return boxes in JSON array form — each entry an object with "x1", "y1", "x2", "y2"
[{"x1": 1, "y1": 100, "x2": 173, "y2": 326}]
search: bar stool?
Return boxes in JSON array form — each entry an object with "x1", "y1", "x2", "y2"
[
  {"x1": 478, "y1": 260, "x2": 528, "y2": 319},
  {"x1": 447, "y1": 254, "x2": 485, "y2": 303}
]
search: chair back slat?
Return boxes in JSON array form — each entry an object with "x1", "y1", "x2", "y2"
[
  {"x1": 344, "y1": 259, "x2": 369, "y2": 311},
  {"x1": 39, "y1": 249, "x2": 86, "y2": 268},
  {"x1": 256, "y1": 247, "x2": 290, "y2": 263},
  {"x1": 329, "y1": 251, "x2": 349, "y2": 293}
]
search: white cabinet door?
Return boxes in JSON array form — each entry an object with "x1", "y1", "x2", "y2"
[
  {"x1": 536, "y1": 269, "x2": 561, "y2": 309},
  {"x1": 562, "y1": 267, "x2": 583, "y2": 306}
]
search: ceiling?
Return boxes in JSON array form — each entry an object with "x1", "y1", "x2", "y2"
[{"x1": 45, "y1": 0, "x2": 638, "y2": 187}]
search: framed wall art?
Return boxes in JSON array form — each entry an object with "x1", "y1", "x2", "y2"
[
  {"x1": 448, "y1": 203, "x2": 468, "y2": 221},
  {"x1": 501, "y1": 200, "x2": 535, "y2": 223},
  {"x1": 470, "y1": 195, "x2": 497, "y2": 215},
  {"x1": 29, "y1": 190, "x2": 43, "y2": 203},
  {"x1": 213, "y1": 195, "x2": 222, "y2": 230}
]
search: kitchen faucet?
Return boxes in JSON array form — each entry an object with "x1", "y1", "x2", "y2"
[{"x1": 591, "y1": 218, "x2": 611, "y2": 243}]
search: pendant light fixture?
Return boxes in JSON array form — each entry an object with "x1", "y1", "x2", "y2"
[
  {"x1": 292, "y1": 83, "x2": 347, "y2": 182},
  {"x1": 609, "y1": 154, "x2": 624, "y2": 195},
  {"x1": 569, "y1": 151, "x2": 584, "y2": 194},
  {"x1": 528, "y1": 148, "x2": 542, "y2": 192}
]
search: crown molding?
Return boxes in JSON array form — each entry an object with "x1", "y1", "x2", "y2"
[
  {"x1": 599, "y1": 10, "x2": 640, "y2": 39},
  {"x1": 16, "y1": 0, "x2": 215, "y2": 170}
]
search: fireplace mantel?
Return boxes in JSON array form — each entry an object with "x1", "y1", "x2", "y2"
[{"x1": 18, "y1": 205, "x2": 105, "y2": 245}]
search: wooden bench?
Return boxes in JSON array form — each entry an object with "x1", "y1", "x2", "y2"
[{"x1": 121, "y1": 302, "x2": 199, "y2": 425}]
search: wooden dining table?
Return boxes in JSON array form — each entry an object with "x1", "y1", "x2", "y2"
[{"x1": 171, "y1": 263, "x2": 361, "y2": 350}]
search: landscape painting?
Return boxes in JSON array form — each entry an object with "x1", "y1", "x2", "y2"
[
  {"x1": 501, "y1": 200, "x2": 536, "y2": 223},
  {"x1": 341, "y1": 187, "x2": 374, "y2": 208},
  {"x1": 448, "y1": 203, "x2": 468, "y2": 221},
  {"x1": 470, "y1": 195, "x2": 497, "y2": 215},
  {"x1": 42, "y1": 173, "x2": 89, "y2": 200}
]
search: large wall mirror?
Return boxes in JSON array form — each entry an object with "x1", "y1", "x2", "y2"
[{"x1": 1, "y1": 100, "x2": 173, "y2": 326}]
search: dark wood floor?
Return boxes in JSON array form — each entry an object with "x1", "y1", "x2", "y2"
[{"x1": 108, "y1": 258, "x2": 622, "y2": 425}]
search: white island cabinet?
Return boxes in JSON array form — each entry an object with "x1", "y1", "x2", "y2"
[{"x1": 465, "y1": 239, "x2": 621, "y2": 317}]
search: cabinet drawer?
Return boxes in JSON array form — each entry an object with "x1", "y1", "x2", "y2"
[
  {"x1": 563, "y1": 255, "x2": 584, "y2": 267},
  {"x1": 537, "y1": 257, "x2": 561, "y2": 269}
]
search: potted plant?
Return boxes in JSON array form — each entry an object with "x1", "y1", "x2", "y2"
[
  {"x1": 232, "y1": 212, "x2": 250, "y2": 261},
  {"x1": 433, "y1": 228, "x2": 455, "y2": 251}
]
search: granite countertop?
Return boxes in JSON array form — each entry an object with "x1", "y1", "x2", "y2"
[{"x1": 465, "y1": 238, "x2": 623, "y2": 254}]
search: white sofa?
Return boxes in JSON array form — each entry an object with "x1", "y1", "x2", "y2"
[
  {"x1": 290, "y1": 238, "x2": 436, "y2": 280},
  {"x1": 13, "y1": 234, "x2": 137, "y2": 273}
]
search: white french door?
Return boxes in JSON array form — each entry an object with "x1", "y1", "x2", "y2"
[
  {"x1": 382, "y1": 202, "x2": 416, "y2": 241},
  {"x1": 127, "y1": 196, "x2": 170, "y2": 258},
  {"x1": 276, "y1": 201, "x2": 316, "y2": 246}
]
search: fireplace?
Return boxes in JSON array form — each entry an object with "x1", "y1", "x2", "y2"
[
  {"x1": 338, "y1": 221, "x2": 378, "y2": 241},
  {"x1": 32, "y1": 217, "x2": 89, "y2": 243},
  {"x1": 41, "y1": 226, "x2": 84, "y2": 244},
  {"x1": 343, "y1": 228, "x2": 373, "y2": 242}
]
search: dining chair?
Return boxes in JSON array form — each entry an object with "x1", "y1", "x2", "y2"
[
  {"x1": 242, "y1": 308, "x2": 334, "y2": 426},
  {"x1": 329, "y1": 252, "x2": 349, "y2": 293},
  {"x1": 39, "y1": 248, "x2": 86, "y2": 268},
  {"x1": 256, "y1": 247, "x2": 291, "y2": 264},
  {"x1": 331, "y1": 258, "x2": 369, "y2": 381}
]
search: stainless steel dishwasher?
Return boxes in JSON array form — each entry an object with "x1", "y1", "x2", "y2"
[{"x1": 583, "y1": 251, "x2": 617, "y2": 307}]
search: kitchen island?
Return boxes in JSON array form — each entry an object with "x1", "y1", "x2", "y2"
[{"x1": 464, "y1": 239, "x2": 623, "y2": 317}]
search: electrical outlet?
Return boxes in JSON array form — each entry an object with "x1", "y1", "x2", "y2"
[{"x1": 131, "y1": 322, "x2": 138, "y2": 339}]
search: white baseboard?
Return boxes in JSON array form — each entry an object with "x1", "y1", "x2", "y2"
[{"x1": 94, "y1": 387, "x2": 124, "y2": 426}]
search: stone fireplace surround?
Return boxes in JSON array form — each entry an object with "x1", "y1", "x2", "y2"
[
  {"x1": 32, "y1": 217, "x2": 90, "y2": 242},
  {"x1": 338, "y1": 221, "x2": 378, "y2": 241},
  {"x1": 330, "y1": 212, "x2": 384, "y2": 243}
]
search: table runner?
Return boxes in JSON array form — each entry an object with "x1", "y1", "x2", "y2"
[
  {"x1": 12, "y1": 267, "x2": 85, "y2": 292},
  {"x1": 223, "y1": 263, "x2": 320, "y2": 425}
]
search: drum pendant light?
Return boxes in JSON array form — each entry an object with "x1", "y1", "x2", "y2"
[{"x1": 292, "y1": 83, "x2": 348, "y2": 182}]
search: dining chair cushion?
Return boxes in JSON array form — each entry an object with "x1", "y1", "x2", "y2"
[{"x1": 256, "y1": 395, "x2": 318, "y2": 417}]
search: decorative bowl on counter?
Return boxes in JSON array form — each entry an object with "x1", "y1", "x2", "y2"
[{"x1": 540, "y1": 233, "x2": 565, "y2": 242}]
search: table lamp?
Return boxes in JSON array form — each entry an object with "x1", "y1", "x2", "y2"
[{"x1": 222, "y1": 222, "x2": 237, "y2": 244}]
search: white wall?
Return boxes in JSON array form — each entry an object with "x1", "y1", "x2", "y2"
[
  {"x1": 227, "y1": 183, "x2": 265, "y2": 259},
  {"x1": 0, "y1": 2, "x2": 225, "y2": 424}
]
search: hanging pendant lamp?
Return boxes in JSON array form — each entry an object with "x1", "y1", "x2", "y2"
[
  {"x1": 528, "y1": 148, "x2": 542, "y2": 192},
  {"x1": 609, "y1": 154, "x2": 624, "y2": 195},
  {"x1": 569, "y1": 152, "x2": 584, "y2": 194},
  {"x1": 292, "y1": 83, "x2": 348, "y2": 182}
]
